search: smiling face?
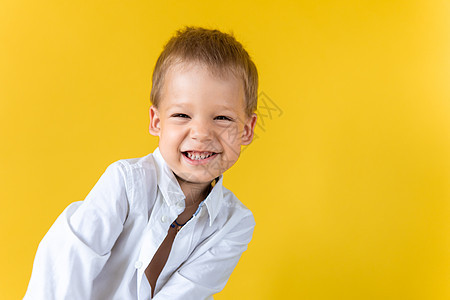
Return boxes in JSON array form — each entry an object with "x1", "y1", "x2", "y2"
[{"x1": 149, "y1": 62, "x2": 257, "y2": 186}]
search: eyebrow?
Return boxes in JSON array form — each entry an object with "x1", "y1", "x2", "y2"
[
  {"x1": 214, "y1": 104, "x2": 238, "y2": 111},
  {"x1": 167, "y1": 104, "x2": 188, "y2": 109}
]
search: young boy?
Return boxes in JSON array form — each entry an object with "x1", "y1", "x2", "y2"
[{"x1": 24, "y1": 26, "x2": 258, "y2": 299}]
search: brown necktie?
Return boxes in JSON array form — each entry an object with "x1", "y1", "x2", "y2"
[{"x1": 145, "y1": 224, "x2": 178, "y2": 298}]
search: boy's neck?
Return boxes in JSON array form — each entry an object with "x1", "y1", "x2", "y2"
[{"x1": 174, "y1": 174, "x2": 212, "y2": 208}]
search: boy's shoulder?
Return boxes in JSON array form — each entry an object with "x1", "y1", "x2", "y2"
[
  {"x1": 105, "y1": 152, "x2": 160, "y2": 185},
  {"x1": 114, "y1": 152, "x2": 157, "y2": 171},
  {"x1": 101, "y1": 153, "x2": 159, "y2": 203}
]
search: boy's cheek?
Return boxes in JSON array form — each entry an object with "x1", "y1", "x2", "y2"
[{"x1": 221, "y1": 124, "x2": 241, "y2": 142}]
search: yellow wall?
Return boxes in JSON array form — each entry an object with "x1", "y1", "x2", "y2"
[{"x1": 1, "y1": 1, "x2": 449, "y2": 299}]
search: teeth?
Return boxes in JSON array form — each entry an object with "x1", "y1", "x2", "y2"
[{"x1": 186, "y1": 151, "x2": 214, "y2": 160}]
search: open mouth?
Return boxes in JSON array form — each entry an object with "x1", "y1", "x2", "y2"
[{"x1": 182, "y1": 151, "x2": 218, "y2": 162}]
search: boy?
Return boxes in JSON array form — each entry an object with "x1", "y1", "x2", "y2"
[{"x1": 24, "y1": 26, "x2": 258, "y2": 299}]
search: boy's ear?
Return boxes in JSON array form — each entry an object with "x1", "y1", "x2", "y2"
[
  {"x1": 149, "y1": 106, "x2": 161, "y2": 136},
  {"x1": 241, "y1": 113, "x2": 257, "y2": 146}
]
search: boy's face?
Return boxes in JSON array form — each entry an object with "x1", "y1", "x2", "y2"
[{"x1": 149, "y1": 63, "x2": 257, "y2": 185}]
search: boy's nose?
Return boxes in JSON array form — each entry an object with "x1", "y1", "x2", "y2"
[{"x1": 190, "y1": 120, "x2": 213, "y2": 142}]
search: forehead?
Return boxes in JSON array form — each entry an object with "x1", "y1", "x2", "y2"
[
  {"x1": 165, "y1": 61, "x2": 241, "y2": 88},
  {"x1": 160, "y1": 62, "x2": 245, "y2": 111}
]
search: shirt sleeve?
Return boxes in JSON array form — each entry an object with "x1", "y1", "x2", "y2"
[
  {"x1": 24, "y1": 161, "x2": 129, "y2": 300},
  {"x1": 152, "y1": 212, "x2": 256, "y2": 300}
]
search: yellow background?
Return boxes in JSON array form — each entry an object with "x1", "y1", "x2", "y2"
[{"x1": 1, "y1": 1, "x2": 449, "y2": 299}]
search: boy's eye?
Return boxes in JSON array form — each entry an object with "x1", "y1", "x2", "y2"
[
  {"x1": 215, "y1": 115, "x2": 233, "y2": 121},
  {"x1": 172, "y1": 113, "x2": 190, "y2": 118}
]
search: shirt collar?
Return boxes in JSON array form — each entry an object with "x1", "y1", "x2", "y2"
[{"x1": 152, "y1": 147, "x2": 223, "y2": 226}]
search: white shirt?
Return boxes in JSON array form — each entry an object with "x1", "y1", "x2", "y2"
[{"x1": 24, "y1": 148, "x2": 255, "y2": 300}]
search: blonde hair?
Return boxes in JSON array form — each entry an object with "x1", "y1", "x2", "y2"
[{"x1": 150, "y1": 27, "x2": 258, "y2": 117}]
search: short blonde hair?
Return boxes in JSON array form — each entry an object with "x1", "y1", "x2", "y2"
[{"x1": 150, "y1": 27, "x2": 258, "y2": 117}]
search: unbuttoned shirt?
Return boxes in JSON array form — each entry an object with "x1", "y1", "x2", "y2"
[{"x1": 24, "y1": 148, "x2": 255, "y2": 299}]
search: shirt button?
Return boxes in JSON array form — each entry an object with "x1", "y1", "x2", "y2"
[
  {"x1": 134, "y1": 261, "x2": 143, "y2": 269},
  {"x1": 177, "y1": 201, "x2": 184, "y2": 208},
  {"x1": 161, "y1": 215, "x2": 169, "y2": 223}
]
